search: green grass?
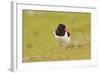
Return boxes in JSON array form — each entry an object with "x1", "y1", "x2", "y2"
[{"x1": 22, "y1": 10, "x2": 91, "y2": 62}]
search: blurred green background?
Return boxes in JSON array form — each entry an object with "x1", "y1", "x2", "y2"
[{"x1": 22, "y1": 10, "x2": 91, "y2": 62}]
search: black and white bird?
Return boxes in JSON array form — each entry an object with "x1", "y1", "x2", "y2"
[{"x1": 54, "y1": 24, "x2": 70, "y2": 49}]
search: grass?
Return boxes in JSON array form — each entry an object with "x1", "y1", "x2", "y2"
[{"x1": 22, "y1": 10, "x2": 91, "y2": 62}]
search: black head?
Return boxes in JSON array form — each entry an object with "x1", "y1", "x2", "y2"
[
  {"x1": 57, "y1": 24, "x2": 66, "y2": 31},
  {"x1": 55, "y1": 24, "x2": 66, "y2": 36}
]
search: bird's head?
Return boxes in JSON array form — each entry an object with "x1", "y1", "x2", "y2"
[{"x1": 57, "y1": 24, "x2": 67, "y2": 32}]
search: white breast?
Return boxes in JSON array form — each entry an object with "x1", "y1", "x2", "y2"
[{"x1": 54, "y1": 31, "x2": 70, "y2": 45}]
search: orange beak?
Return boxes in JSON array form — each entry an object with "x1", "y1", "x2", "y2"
[{"x1": 64, "y1": 28, "x2": 67, "y2": 31}]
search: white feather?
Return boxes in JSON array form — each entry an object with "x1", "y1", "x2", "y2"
[{"x1": 54, "y1": 31, "x2": 70, "y2": 46}]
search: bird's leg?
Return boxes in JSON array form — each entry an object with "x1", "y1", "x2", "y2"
[
  {"x1": 63, "y1": 44, "x2": 67, "y2": 49},
  {"x1": 59, "y1": 42, "x2": 66, "y2": 49},
  {"x1": 62, "y1": 42, "x2": 70, "y2": 49},
  {"x1": 65, "y1": 44, "x2": 70, "y2": 49},
  {"x1": 59, "y1": 42, "x2": 69, "y2": 49}
]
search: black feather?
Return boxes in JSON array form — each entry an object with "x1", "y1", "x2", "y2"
[
  {"x1": 67, "y1": 32, "x2": 70, "y2": 37},
  {"x1": 55, "y1": 24, "x2": 66, "y2": 36}
]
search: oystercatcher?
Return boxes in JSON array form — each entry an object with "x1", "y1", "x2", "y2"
[{"x1": 54, "y1": 24, "x2": 70, "y2": 49}]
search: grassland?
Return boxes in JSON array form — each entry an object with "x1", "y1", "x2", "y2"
[{"x1": 22, "y1": 10, "x2": 91, "y2": 62}]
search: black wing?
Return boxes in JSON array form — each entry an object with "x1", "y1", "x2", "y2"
[{"x1": 67, "y1": 32, "x2": 70, "y2": 37}]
